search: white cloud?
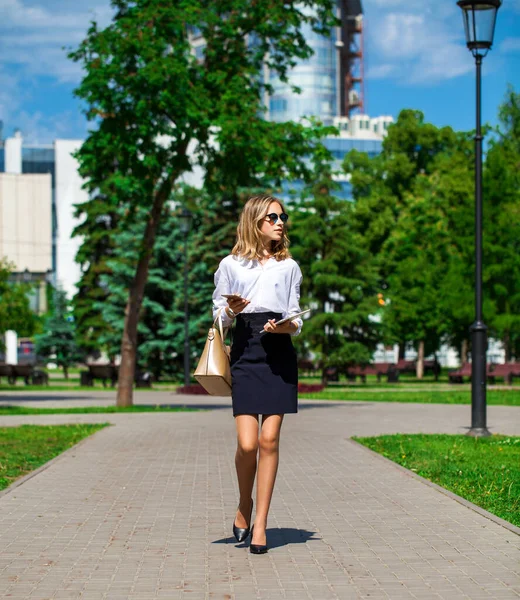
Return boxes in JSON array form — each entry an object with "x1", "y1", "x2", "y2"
[
  {"x1": 363, "y1": 2, "x2": 474, "y2": 85},
  {"x1": 0, "y1": 1, "x2": 112, "y2": 140},
  {"x1": 11, "y1": 110, "x2": 87, "y2": 145},
  {"x1": 500, "y1": 37, "x2": 520, "y2": 53},
  {"x1": 366, "y1": 64, "x2": 396, "y2": 79},
  {"x1": 0, "y1": 0, "x2": 113, "y2": 83},
  {"x1": 0, "y1": 68, "x2": 24, "y2": 128}
]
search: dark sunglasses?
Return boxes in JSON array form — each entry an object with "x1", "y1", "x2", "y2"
[{"x1": 265, "y1": 212, "x2": 289, "y2": 225}]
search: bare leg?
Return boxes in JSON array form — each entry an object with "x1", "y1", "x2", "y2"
[
  {"x1": 234, "y1": 414, "x2": 259, "y2": 528},
  {"x1": 252, "y1": 414, "x2": 284, "y2": 545}
]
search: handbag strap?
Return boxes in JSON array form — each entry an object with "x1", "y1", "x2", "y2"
[{"x1": 213, "y1": 307, "x2": 227, "y2": 341}]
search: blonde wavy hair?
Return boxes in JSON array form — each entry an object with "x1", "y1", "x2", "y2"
[{"x1": 232, "y1": 194, "x2": 292, "y2": 261}]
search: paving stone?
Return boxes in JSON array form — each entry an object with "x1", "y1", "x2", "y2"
[{"x1": 0, "y1": 393, "x2": 518, "y2": 599}]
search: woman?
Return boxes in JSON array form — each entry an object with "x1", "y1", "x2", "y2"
[{"x1": 212, "y1": 194, "x2": 303, "y2": 554}]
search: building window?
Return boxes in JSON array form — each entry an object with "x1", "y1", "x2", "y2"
[
  {"x1": 321, "y1": 101, "x2": 332, "y2": 113},
  {"x1": 194, "y1": 45, "x2": 205, "y2": 61},
  {"x1": 270, "y1": 98, "x2": 287, "y2": 113}
]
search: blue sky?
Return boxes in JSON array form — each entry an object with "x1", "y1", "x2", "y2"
[{"x1": 0, "y1": 0, "x2": 519, "y2": 144}]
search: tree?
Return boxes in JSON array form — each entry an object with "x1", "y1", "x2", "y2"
[
  {"x1": 94, "y1": 192, "x2": 209, "y2": 382},
  {"x1": 289, "y1": 152, "x2": 380, "y2": 383},
  {"x1": 69, "y1": 0, "x2": 338, "y2": 405},
  {"x1": 484, "y1": 86, "x2": 520, "y2": 360},
  {"x1": 0, "y1": 258, "x2": 38, "y2": 345},
  {"x1": 35, "y1": 289, "x2": 82, "y2": 379},
  {"x1": 72, "y1": 188, "x2": 121, "y2": 357},
  {"x1": 344, "y1": 111, "x2": 474, "y2": 368}
]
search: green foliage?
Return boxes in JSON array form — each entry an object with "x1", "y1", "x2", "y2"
[
  {"x1": 72, "y1": 191, "x2": 120, "y2": 355},
  {"x1": 35, "y1": 289, "x2": 82, "y2": 377},
  {"x1": 354, "y1": 434, "x2": 520, "y2": 527},
  {"x1": 290, "y1": 154, "x2": 380, "y2": 378},
  {"x1": 95, "y1": 191, "x2": 214, "y2": 379},
  {"x1": 69, "y1": 0, "x2": 338, "y2": 385},
  {"x1": 484, "y1": 86, "x2": 520, "y2": 360},
  {"x1": 344, "y1": 110, "x2": 476, "y2": 359},
  {"x1": 299, "y1": 390, "x2": 520, "y2": 405},
  {"x1": 382, "y1": 134, "x2": 475, "y2": 355},
  {"x1": 0, "y1": 424, "x2": 108, "y2": 491},
  {"x1": 0, "y1": 258, "x2": 38, "y2": 341}
]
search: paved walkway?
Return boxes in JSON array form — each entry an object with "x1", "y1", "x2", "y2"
[{"x1": 0, "y1": 393, "x2": 518, "y2": 599}]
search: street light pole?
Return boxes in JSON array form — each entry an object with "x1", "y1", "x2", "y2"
[
  {"x1": 457, "y1": 0, "x2": 501, "y2": 437},
  {"x1": 469, "y1": 52, "x2": 489, "y2": 437},
  {"x1": 183, "y1": 228, "x2": 190, "y2": 388},
  {"x1": 179, "y1": 207, "x2": 193, "y2": 388}
]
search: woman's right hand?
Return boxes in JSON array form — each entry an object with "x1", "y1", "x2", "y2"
[{"x1": 228, "y1": 296, "x2": 250, "y2": 314}]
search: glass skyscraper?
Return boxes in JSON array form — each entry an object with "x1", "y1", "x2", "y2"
[{"x1": 269, "y1": 20, "x2": 337, "y2": 125}]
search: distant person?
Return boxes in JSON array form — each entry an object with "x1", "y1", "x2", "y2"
[{"x1": 212, "y1": 194, "x2": 304, "y2": 554}]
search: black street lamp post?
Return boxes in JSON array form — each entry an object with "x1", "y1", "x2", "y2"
[
  {"x1": 179, "y1": 208, "x2": 193, "y2": 388},
  {"x1": 457, "y1": 0, "x2": 501, "y2": 437}
]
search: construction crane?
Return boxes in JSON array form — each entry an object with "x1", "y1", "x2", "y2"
[{"x1": 336, "y1": 0, "x2": 365, "y2": 117}]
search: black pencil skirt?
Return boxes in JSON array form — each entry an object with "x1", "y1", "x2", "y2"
[{"x1": 230, "y1": 312, "x2": 298, "y2": 416}]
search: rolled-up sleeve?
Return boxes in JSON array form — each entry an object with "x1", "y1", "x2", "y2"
[
  {"x1": 287, "y1": 264, "x2": 303, "y2": 336},
  {"x1": 212, "y1": 262, "x2": 234, "y2": 328}
]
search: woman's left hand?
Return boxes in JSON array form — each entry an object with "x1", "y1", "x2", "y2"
[{"x1": 263, "y1": 319, "x2": 296, "y2": 334}]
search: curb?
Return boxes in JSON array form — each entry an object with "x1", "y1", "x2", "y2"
[
  {"x1": 348, "y1": 437, "x2": 520, "y2": 537},
  {"x1": 0, "y1": 423, "x2": 111, "y2": 500}
]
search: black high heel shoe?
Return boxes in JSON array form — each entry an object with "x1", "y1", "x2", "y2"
[
  {"x1": 249, "y1": 525, "x2": 268, "y2": 554},
  {"x1": 233, "y1": 499, "x2": 253, "y2": 543}
]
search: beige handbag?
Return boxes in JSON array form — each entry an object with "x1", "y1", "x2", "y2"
[{"x1": 194, "y1": 308, "x2": 232, "y2": 396}]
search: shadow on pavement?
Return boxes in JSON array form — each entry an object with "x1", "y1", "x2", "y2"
[
  {"x1": 214, "y1": 527, "x2": 320, "y2": 549},
  {"x1": 0, "y1": 399, "x2": 374, "y2": 411},
  {"x1": 154, "y1": 402, "x2": 374, "y2": 411},
  {"x1": 0, "y1": 395, "x2": 101, "y2": 402}
]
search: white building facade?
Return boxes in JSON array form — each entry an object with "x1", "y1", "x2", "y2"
[{"x1": 0, "y1": 132, "x2": 86, "y2": 302}]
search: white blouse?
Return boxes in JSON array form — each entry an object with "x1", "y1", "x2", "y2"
[{"x1": 212, "y1": 254, "x2": 304, "y2": 335}]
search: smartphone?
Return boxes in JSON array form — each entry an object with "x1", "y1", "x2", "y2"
[{"x1": 221, "y1": 293, "x2": 243, "y2": 300}]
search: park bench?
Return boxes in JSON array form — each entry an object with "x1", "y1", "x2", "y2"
[
  {"x1": 396, "y1": 358, "x2": 441, "y2": 380},
  {"x1": 373, "y1": 362, "x2": 397, "y2": 382},
  {"x1": 135, "y1": 369, "x2": 154, "y2": 388},
  {"x1": 80, "y1": 364, "x2": 154, "y2": 388},
  {"x1": 0, "y1": 363, "x2": 48, "y2": 385},
  {"x1": 346, "y1": 362, "x2": 399, "y2": 383},
  {"x1": 81, "y1": 364, "x2": 119, "y2": 387},
  {"x1": 0, "y1": 363, "x2": 15, "y2": 384},
  {"x1": 346, "y1": 364, "x2": 377, "y2": 383},
  {"x1": 297, "y1": 359, "x2": 317, "y2": 377},
  {"x1": 396, "y1": 359, "x2": 415, "y2": 374},
  {"x1": 487, "y1": 362, "x2": 520, "y2": 385},
  {"x1": 448, "y1": 362, "x2": 472, "y2": 383}
]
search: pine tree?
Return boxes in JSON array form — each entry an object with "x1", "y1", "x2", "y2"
[
  {"x1": 289, "y1": 154, "x2": 380, "y2": 383},
  {"x1": 35, "y1": 289, "x2": 82, "y2": 379}
]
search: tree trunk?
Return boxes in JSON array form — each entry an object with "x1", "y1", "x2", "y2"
[
  {"x1": 321, "y1": 301, "x2": 329, "y2": 386},
  {"x1": 503, "y1": 330, "x2": 511, "y2": 362},
  {"x1": 416, "y1": 340, "x2": 424, "y2": 379},
  {"x1": 398, "y1": 342, "x2": 406, "y2": 361},
  {"x1": 63, "y1": 365, "x2": 68, "y2": 380},
  {"x1": 116, "y1": 177, "x2": 176, "y2": 407},
  {"x1": 461, "y1": 338, "x2": 469, "y2": 364}
]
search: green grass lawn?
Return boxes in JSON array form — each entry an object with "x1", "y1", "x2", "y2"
[
  {"x1": 0, "y1": 382, "x2": 183, "y2": 392},
  {"x1": 0, "y1": 405, "x2": 201, "y2": 415},
  {"x1": 353, "y1": 433, "x2": 520, "y2": 528},
  {"x1": 0, "y1": 424, "x2": 109, "y2": 491},
  {"x1": 299, "y1": 389, "x2": 520, "y2": 406}
]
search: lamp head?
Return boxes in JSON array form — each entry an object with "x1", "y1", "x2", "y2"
[
  {"x1": 179, "y1": 207, "x2": 193, "y2": 235},
  {"x1": 457, "y1": 0, "x2": 501, "y2": 57}
]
